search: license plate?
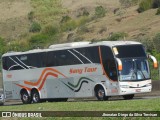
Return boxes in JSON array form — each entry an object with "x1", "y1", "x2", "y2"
[{"x1": 136, "y1": 89, "x2": 141, "y2": 92}]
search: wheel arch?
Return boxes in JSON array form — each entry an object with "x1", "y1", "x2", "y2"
[
  {"x1": 94, "y1": 83, "x2": 107, "y2": 96},
  {"x1": 31, "y1": 88, "x2": 41, "y2": 98},
  {"x1": 20, "y1": 88, "x2": 30, "y2": 96}
]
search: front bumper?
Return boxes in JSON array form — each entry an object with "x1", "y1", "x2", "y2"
[{"x1": 0, "y1": 94, "x2": 4, "y2": 105}]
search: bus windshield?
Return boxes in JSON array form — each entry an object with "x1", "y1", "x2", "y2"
[
  {"x1": 114, "y1": 45, "x2": 147, "y2": 58},
  {"x1": 119, "y1": 59, "x2": 150, "y2": 81}
]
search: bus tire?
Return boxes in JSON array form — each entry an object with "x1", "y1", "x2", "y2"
[
  {"x1": 123, "y1": 94, "x2": 134, "y2": 100},
  {"x1": 95, "y1": 86, "x2": 108, "y2": 101},
  {"x1": 31, "y1": 90, "x2": 40, "y2": 103},
  {"x1": 21, "y1": 90, "x2": 31, "y2": 104},
  {"x1": 0, "y1": 103, "x2": 4, "y2": 106}
]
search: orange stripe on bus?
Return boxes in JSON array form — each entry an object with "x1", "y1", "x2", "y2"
[
  {"x1": 15, "y1": 72, "x2": 58, "y2": 91},
  {"x1": 98, "y1": 46, "x2": 117, "y2": 82},
  {"x1": 24, "y1": 68, "x2": 66, "y2": 86},
  {"x1": 38, "y1": 72, "x2": 58, "y2": 90},
  {"x1": 14, "y1": 83, "x2": 31, "y2": 91}
]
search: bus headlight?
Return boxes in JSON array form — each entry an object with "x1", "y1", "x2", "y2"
[{"x1": 145, "y1": 84, "x2": 151, "y2": 87}]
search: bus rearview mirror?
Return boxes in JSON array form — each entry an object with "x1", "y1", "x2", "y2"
[
  {"x1": 116, "y1": 58, "x2": 122, "y2": 71},
  {"x1": 148, "y1": 55, "x2": 158, "y2": 68}
]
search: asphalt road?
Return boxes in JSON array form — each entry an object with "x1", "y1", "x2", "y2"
[{"x1": 3, "y1": 93, "x2": 160, "y2": 106}]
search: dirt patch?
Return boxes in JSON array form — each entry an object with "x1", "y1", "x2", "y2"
[
  {"x1": 0, "y1": 0, "x2": 31, "y2": 22},
  {"x1": 0, "y1": 0, "x2": 31, "y2": 40},
  {"x1": 61, "y1": 0, "x2": 120, "y2": 18}
]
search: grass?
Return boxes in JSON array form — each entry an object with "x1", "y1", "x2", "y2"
[
  {"x1": 0, "y1": 98, "x2": 160, "y2": 119},
  {"x1": 31, "y1": 0, "x2": 66, "y2": 25}
]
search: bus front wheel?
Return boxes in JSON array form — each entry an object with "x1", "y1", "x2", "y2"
[
  {"x1": 31, "y1": 90, "x2": 40, "y2": 103},
  {"x1": 21, "y1": 90, "x2": 31, "y2": 104},
  {"x1": 123, "y1": 94, "x2": 134, "y2": 100},
  {"x1": 95, "y1": 86, "x2": 108, "y2": 101}
]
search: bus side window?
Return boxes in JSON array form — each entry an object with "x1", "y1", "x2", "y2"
[
  {"x1": 2, "y1": 57, "x2": 7, "y2": 70},
  {"x1": 101, "y1": 46, "x2": 118, "y2": 81},
  {"x1": 75, "y1": 47, "x2": 100, "y2": 64},
  {"x1": 46, "y1": 51, "x2": 56, "y2": 67},
  {"x1": 55, "y1": 50, "x2": 81, "y2": 66}
]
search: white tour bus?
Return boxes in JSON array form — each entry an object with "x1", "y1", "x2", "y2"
[{"x1": 1, "y1": 41, "x2": 158, "y2": 104}]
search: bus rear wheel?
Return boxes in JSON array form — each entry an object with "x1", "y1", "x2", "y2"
[
  {"x1": 21, "y1": 90, "x2": 31, "y2": 104},
  {"x1": 32, "y1": 90, "x2": 40, "y2": 103},
  {"x1": 95, "y1": 86, "x2": 108, "y2": 101},
  {"x1": 123, "y1": 94, "x2": 134, "y2": 100}
]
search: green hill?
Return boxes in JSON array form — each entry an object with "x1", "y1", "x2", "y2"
[{"x1": 0, "y1": 0, "x2": 160, "y2": 54}]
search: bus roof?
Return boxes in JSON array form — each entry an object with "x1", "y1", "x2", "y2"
[{"x1": 2, "y1": 41, "x2": 141, "y2": 57}]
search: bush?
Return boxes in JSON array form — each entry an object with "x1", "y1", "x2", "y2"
[
  {"x1": 153, "y1": 33, "x2": 160, "y2": 52},
  {"x1": 60, "y1": 15, "x2": 71, "y2": 23},
  {"x1": 95, "y1": 6, "x2": 106, "y2": 18},
  {"x1": 136, "y1": 36, "x2": 154, "y2": 52},
  {"x1": 29, "y1": 34, "x2": 49, "y2": 48},
  {"x1": 28, "y1": 11, "x2": 34, "y2": 21},
  {"x1": 6, "y1": 40, "x2": 30, "y2": 52},
  {"x1": 107, "y1": 32, "x2": 128, "y2": 41},
  {"x1": 152, "y1": 0, "x2": 160, "y2": 8},
  {"x1": 0, "y1": 37, "x2": 6, "y2": 54},
  {"x1": 137, "y1": 0, "x2": 160, "y2": 13},
  {"x1": 77, "y1": 25, "x2": 89, "y2": 34},
  {"x1": 115, "y1": 8, "x2": 126, "y2": 22},
  {"x1": 83, "y1": 9, "x2": 90, "y2": 16},
  {"x1": 43, "y1": 25, "x2": 60, "y2": 36},
  {"x1": 61, "y1": 20, "x2": 77, "y2": 32},
  {"x1": 77, "y1": 16, "x2": 91, "y2": 26},
  {"x1": 137, "y1": 0, "x2": 152, "y2": 13},
  {"x1": 119, "y1": 0, "x2": 139, "y2": 8},
  {"x1": 29, "y1": 22, "x2": 41, "y2": 33},
  {"x1": 156, "y1": 7, "x2": 160, "y2": 15},
  {"x1": 77, "y1": 8, "x2": 90, "y2": 17}
]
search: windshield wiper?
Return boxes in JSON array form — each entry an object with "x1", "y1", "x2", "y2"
[
  {"x1": 130, "y1": 69, "x2": 136, "y2": 80},
  {"x1": 138, "y1": 70, "x2": 146, "y2": 79}
]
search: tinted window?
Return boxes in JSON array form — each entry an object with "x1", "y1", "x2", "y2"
[
  {"x1": 2, "y1": 52, "x2": 46, "y2": 71},
  {"x1": 101, "y1": 46, "x2": 117, "y2": 81},
  {"x1": 46, "y1": 46, "x2": 100, "y2": 67},
  {"x1": 46, "y1": 49, "x2": 83, "y2": 67},
  {"x1": 2, "y1": 57, "x2": 7, "y2": 70},
  {"x1": 46, "y1": 51, "x2": 56, "y2": 67},
  {"x1": 75, "y1": 46, "x2": 100, "y2": 63},
  {"x1": 2, "y1": 56, "x2": 25, "y2": 70},
  {"x1": 115, "y1": 45, "x2": 147, "y2": 58},
  {"x1": 17, "y1": 52, "x2": 46, "y2": 68},
  {"x1": 2, "y1": 46, "x2": 100, "y2": 70},
  {"x1": 54, "y1": 50, "x2": 81, "y2": 66}
]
